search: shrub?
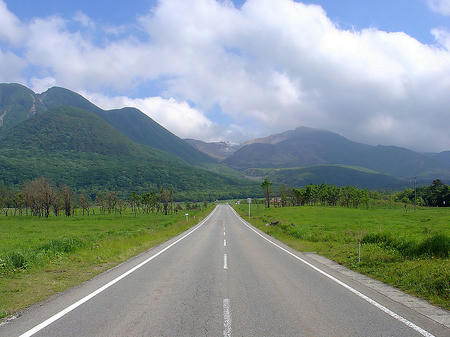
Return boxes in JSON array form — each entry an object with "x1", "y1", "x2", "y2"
[
  {"x1": 417, "y1": 234, "x2": 449, "y2": 258},
  {"x1": 39, "y1": 238, "x2": 84, "y2": 253},
  {"x1": 8, "y1": 252, "x2": 27, "y2": 269},
  {"x1": 362, "y1": 232, "x2": 449, "y2": 258}
]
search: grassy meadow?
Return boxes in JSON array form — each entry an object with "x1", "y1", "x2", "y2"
[
  {"x1": 0, "y1": 206, "x2": 213, "y2": 320},
  {"x1": 234, "y1": 203, "x2": 450, "y2": 309}
]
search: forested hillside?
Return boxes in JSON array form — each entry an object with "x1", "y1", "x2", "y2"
[
  {"x1": 0, "y1": 84, "x2": 215, "y2": 166},
  {"x1": 0, "y1": 106, "x2": 258, "y2": 200}
]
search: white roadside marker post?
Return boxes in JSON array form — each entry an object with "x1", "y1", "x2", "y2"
[
  {"x1": 358, "y1": 238, "x2": 361, "y2": 263},
  {"x1": 248, "y1": 198, "x2": 252, "y2": 218},
  {"x1": 185, "y1": 213, "x2": 189, "y2": 223}
]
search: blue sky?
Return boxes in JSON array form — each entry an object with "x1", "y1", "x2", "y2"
[
  {"x1": 1, "y1": 0, "x2": 450, "y2": 151},
  {"x1": 7, "y1": 0, "x2": 448, "y2": 44}
]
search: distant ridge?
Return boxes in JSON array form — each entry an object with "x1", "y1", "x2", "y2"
[
  {"x1": 225, "y1": 126, "x2": 450, "y2": 181},
  {"x1": 244, "y1": 165, "x2": 407, "y2": 190}
]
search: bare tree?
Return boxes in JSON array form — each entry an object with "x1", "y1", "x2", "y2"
[
  {"x1": 52, "y1": 193, "x2": 63, "y2": 216},
  {"x1": 61, "y1": 185, "x2": 72, "y2": 217},
  {"x1": 79, "y1": 194, "x2": 90, "y2": 216},
  {"x1": 37, "y1": 177, "x2": 57, "y2": 218}
]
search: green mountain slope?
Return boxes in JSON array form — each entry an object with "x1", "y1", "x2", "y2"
[
  {"x1": 0, "y1": 84, "x2": 216, "y2": 166},
  {"x1": 246, "y1": 165, "x2": 407, "y2": 190},
  {"x1": 0, "y1": 106, "x2": 257, "y2": 199},
  {"x1": 0, "y1": 83, "x2": 46, "y2": 131},
  {"x1": 225, "y1": 127, "x2": 449, "y2": 180},
  {"x1": 39, "y1": 87, "x2": 215, "y2": 165}
]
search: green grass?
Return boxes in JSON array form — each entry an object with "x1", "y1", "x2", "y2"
[
  {"x1": 0, "y1": 207, "x2": 213, "y2": 320},
  {"x1": 235, "y1": 204, "x2": 450, "y2": 309}
]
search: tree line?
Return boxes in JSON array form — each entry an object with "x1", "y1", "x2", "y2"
[
  {"x1": 0, "y1": 177, "x2": 206, "y2": 217},
  {"x1": 259, "y1": 179, "x2": 450, "y2": 209},
  {"x1": 260, "y1": 179, "x2": 369, "y2": 208},
  {"x1": 394, "y1": 179, "x2": 449, "y2": 207}
]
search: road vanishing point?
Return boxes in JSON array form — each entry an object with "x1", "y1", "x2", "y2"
[{"x1": 1, "y1": 204, "x2": 448, "y2": 337}]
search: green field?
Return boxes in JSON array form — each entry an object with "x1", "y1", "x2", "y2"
[
  {"x1": 0, "y1": 206, "x2": 213, "y2": 320},
  {"x1": 234, "y1": 204, "x2": 450, "y2": 309}
]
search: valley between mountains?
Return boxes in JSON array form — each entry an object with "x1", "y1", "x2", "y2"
[{"x1": 1, "y1": 83, "x2": 449, "y2": 199}]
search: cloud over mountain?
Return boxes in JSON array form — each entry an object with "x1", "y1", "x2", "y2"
[{"x1": 0, "y1": 0, "x2": 449, "y2": 151}]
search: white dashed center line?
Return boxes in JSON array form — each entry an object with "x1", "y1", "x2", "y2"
[{"x1": 223, "y1": 299, "x2": 232, "y2": 337}]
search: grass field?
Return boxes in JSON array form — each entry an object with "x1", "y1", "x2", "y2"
[
  {"x1": 0, "y1": 206, "x2": 213, "y2": 320},
  {"x1": 234, "y1": 203, "x2": 450, "y2": 309}
]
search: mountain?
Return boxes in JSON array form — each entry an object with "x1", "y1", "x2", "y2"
[
  {"x1": 0, "y1": 106, "x2": 258, "y2": 200},
  {"x1": 185, "y1": 139, "x2": 240, "y2": 160},
  {"x1": 433, "y1": 151, "x2": 450, "y2": 167},
  {"x1": 245, "y1": 165, "x2": 407, "y2": 190},
  {"x1": 225, "y1": 126, "x2": 450, "y2": 180},
  {"x1": 0, "y1": 83, "x2": 46, "y2": 131},
  {"x1": 0, "y1": 84, "x2": 214, "y2": 166}
]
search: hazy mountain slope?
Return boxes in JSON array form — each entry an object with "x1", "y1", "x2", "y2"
[
  {"x1": 185, "y1": 139, "x2": 240, "y2": 160},
  {"x1": 433, "y1": 151, "x2": 450, "y2": 167},
  {"x1": 0, "y1": 106, "x2": 258, "y2": 199},
  {"x1": 247, "y1": 165, "x2": 407, "y2": 190},
  {"x1": 225, "y1": 127, "x2": 448, "y2": 179},
  {"x1": 38, "y1": 87, "x2": 214, "y2": 165}
]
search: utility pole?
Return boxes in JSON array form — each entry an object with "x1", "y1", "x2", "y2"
[{"x1": 414, "y1": 176, "x2": 417, "y2": 212}]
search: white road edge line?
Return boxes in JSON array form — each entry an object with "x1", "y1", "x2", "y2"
[
  {"x1": 18, "y1": 207, "x2": 218, "y2": 337},
  {"x1": 229, "y1": 206, "x2": 435, "y2": 337},
  {"x1": 224, "y1": 254, "x2": 228, "y2": 269},
  {"x1": 224, "y1": 239, "x2": 227, "y2": 247},
  {"x1": 223, "y1": 298, "x2": 232, "y2": 337}
]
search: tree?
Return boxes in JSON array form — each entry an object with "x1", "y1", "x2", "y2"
[
  {"x1": 280, "y1": 184, "x2": 288, "y2": 207},
  {"x1": 13, "y1": 192, "x2": 25, "y2": 216},
  {"x1": 0, "y1": 185, "x2": 14, "y2": 216},
  {"x1": 160, "y1": 188, "x2": 170, "y2": 215},
  {"x1": 129, "y1": 191, "x2": 140, "y2": 216},
  {"x1": 105, "y1": 191, "x2": 119, "y2": 214},
  {"x1": 261, "y1": 178, "x2": 272, "y2": 208},
  {"x1": 292, "y1": 188, "x2": 306, "y2": 206},
  {"x1": 31, "y1": 177, "x2": 56, "y2": 218},
  {"x1": 61, "y1": 185, "x2": 72, "y2": 217},
  {"x1": 96, "y1": 192, "x2": 106, "y2": 214},
  {"x1": 79, "y1": 194, "x2": 90, "y2": 216},
  {"x1": 52, "y1": 193, "x2": 62, "y2": 216}
]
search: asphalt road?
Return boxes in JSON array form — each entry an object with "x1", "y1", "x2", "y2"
[{"x1": 1, "y1": 204, "x2": 448, "y2": 337}]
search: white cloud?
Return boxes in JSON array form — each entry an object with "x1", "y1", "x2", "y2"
[
  {"x1": 427, "y1": 0, "x2": 450, "y2": 16},
  {"x1": 0, "y1": 50, "x2": 26, "y2": 83},
  {"x1": 0, "y1": 0, "x2": 25, "y2": 44},
  {"x1": 432, "y1": 28, "x2": 450, "y2": 49},
  {"x1": 1, "y1": 0, "x2": 450, "y2": 151},
  {"x1": 83, "y1": 92, "x2": 223, "y2": 141},
  {"x1": 73, "y1": 11, "x2": 95, "y2": 28},
  {"x1": 29, "y1": 76, "x2": 57, "y2": 93}
]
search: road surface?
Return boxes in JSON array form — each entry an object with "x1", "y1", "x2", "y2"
[{"x1": 0, "y1": 204, "x2": 448, "y2": 336}]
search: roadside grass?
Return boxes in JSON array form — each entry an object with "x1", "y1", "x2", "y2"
[
  {"x1": 0, "y1": 207, "x2": 213, "y2": 320},
  {"x1": 234, "y1": 204, "x2": 450, "y2": 310}
]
